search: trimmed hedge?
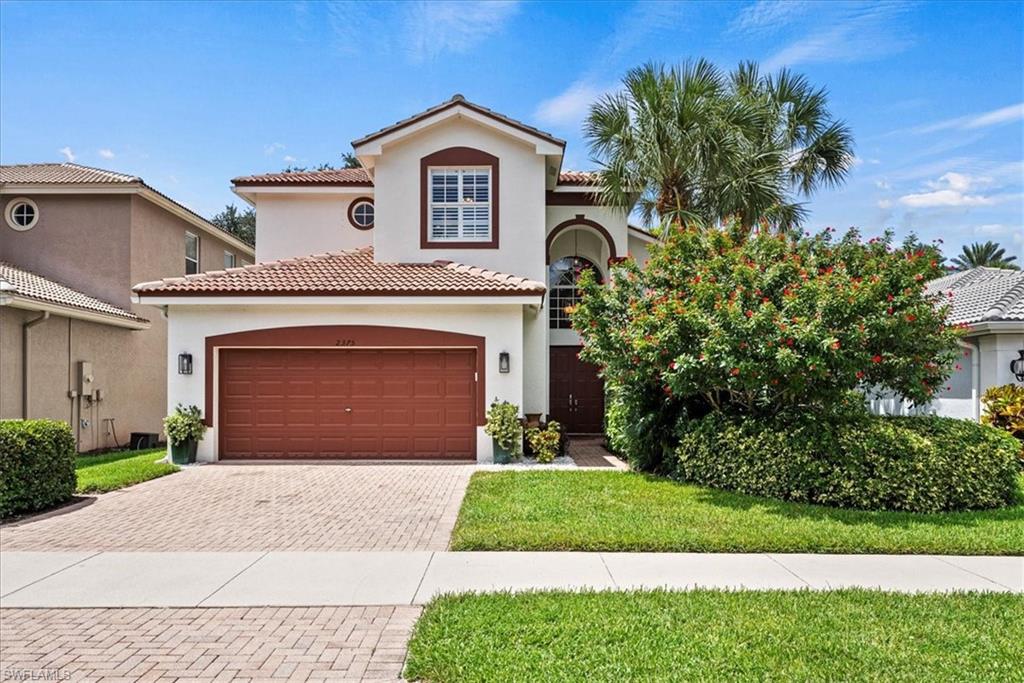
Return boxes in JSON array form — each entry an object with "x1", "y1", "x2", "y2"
[
  {"x1": 0, "y1": 419, "x2": 77, "y2": 518},
  {"x1": 675, "y1": 413, "x2": 1020, "y2": 513}
]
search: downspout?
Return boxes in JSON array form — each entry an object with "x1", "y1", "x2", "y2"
[
  {"x1": 22, "y1": 311, "x2": 50, "y2": 418},
  {"x1": 958, "y1": 338, "x2": 981, "y2": 421}
]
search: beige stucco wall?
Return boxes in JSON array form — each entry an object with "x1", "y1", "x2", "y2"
[
  {"x1": 255, "y1": 193, "x2": 373, "y2": 262},
  {"x1": 0, "y1": 191, "x2": 252, "y2": 450},
  {"x1": 373, "y1": 117, "x2": 548, "y2": 281},
  {"x1": 0, "y1": 307, "x2": 151, "y2": 450},
  {"x1": 1, "y1": 194, "x2": 133, "y2": 307}
]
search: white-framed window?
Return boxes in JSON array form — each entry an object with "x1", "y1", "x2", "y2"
[
  {"x1": 549, "y1": 256, "x2": 602, "y2": 329},
  {"x1": 350, "y1": 199, "x2": 374, "y2": 229},
  {"x1": 428, "y1": 167, "x2": 491, "y2": 241},
  {"x1": 5, "y1": 197, "x2": 39, "y2": 231},
  {"x1": 185, "y1": 232, "x2": 200, "y2": 275},
  {"x1": 224, "y1": 251, "x2": 236, "y2": 269}
]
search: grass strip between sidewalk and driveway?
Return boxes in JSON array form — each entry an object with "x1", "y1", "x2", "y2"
[
  {"x1": 404, "y1": 589, "x2": 1023, "y2": 682},
  {"x1": 451, "y1": 471, "x2": 1024, "y2": 555},
  {"x1": 76, "y1": 448, "x2": 178, "y2": 494}
]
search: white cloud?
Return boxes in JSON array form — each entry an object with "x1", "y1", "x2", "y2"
[
  {"x1": 283, "y1": 155, "x2": 297, "y2": 163},
  {"x1": 762, "y1": 2, "x2": 912, "y2": 71},
  {"x1": 899, "y1": 172, "x2": 1005, "y2": 208},
  {"x1": 877, "y1": 198, "x2": 893, "y2": 209},
  {"x1": 874, "y1": 179, "x2": 891, "y2": 190},
  {"x1": 729, "y1": 0, "x2": 811, "y2": 36},
  {"x1": 264, "y1": 142, "x2": 286, "y2": 156},
  {"x1": 98, "y1": 148, "x2": 115, "y2": 159},
  {"x1": 403, "y1": 1, "x2": 520, "y2": 63},
  {"x1": 975, "y1": 223, "x2": 1008, "y2": 235},
  {"x1": 899, "y1": 189, "x2": 994, "y2": 208},
  {"x1": 58, "y1": 146, "x2": 75, "y2": 162},
  {"x1": 534, "y1": 81, "x2": 614, "y2": 128},
  {"x1": 913, "y1": 102, "x2": 1024, "y2": 134},
  {"x1": 532, "y1": 1, "x2": 688, "y2": 131}
]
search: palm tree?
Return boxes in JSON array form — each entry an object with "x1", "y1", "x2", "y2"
[
  {"x1": 585, "y1": 61, "x2": 854, "y2": 232},
  {"x1": 950, "y1": 242, "x2": 1020, "y2": 270}
]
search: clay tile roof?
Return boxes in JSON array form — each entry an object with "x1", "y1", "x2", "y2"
[
  {"x1": 0, "y1": 162, "x2": 140, "y2": 184},
  {"x1": 133, "y1": 247, "x2": 546, "y2": 298},
  {"x1": 557, "y1": 170, "x2": 601, "y2": 186},
  {"x1": 926, "y1": 267, "x2": 1024, "y2": 325},
  {"x1": 351, "y1": 94, "x2": 565, "y2": 149},
  {"x1": 231, "y1": 168, "x2": 373, "y2": 186},
  {"x1": 0, "y1": 262, "x2": 148, "y2": 324},
  {"x1": 233, "y1": 167, "x2": 598, "y2": 187}
]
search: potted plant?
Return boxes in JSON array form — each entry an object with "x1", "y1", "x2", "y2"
[
  {"x1": 484, "y1": 399, "x2": 521, "y2": 464},
  {"x1": 526, "y1": 420, "x2": 562, "y2": 464},
  {"x1": 163, "y1": 404, "x2": 207, "y2": 465}
]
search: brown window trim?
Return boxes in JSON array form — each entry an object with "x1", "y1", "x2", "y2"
[
  {"x1": 347, "y1": 196, "x2": 375, "y2": 230},
  {"x1": 420, "y1": 147, "x2": 499, "y2": 249},
  {"x1": 203, "y1": 325, "x2": 486, "y2": 429},
  {"x1": 546, "y1": 215, "x2": 618, "y2": 264}
]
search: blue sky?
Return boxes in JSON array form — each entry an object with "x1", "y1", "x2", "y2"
[{"x1": 2, "y1": 0, "x2": 1021, "y2": 260}]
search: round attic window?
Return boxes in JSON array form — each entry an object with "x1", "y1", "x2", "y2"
[
  {"x1": 5, "y1": 198, "x2": 39, "y2": 231},
  {"x1": 348, "y1": 198, "x2": 374, "y2": 230}
]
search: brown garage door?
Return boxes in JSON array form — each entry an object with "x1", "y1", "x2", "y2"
[{"x1": 218, "y1": 348, "x2": 476, "y2": 460}]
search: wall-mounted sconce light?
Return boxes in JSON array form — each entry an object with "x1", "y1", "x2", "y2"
[
  {"x1": 498, "y1": 351, "x2": 510, "y2": 374},
  {"x1": 1011, "y1": 349, "x2": 1024, "y2": 382},
  {"x1": 178, "y1": 352, "x2": 193, "y2": 375}
]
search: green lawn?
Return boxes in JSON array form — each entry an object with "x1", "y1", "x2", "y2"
[
  {"x1": 451, "y1": 471, "x2": 1024, "y2": 555},
  {"x1": 405, "y1": 590, "x2": 1024, "y2": 682},
  {"x1": 75, "y1": 448, "x2": 178, "y2": 494}
]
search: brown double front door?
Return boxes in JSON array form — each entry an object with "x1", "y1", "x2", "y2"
[{"x1": 549, "y1": 346, "x2": 604, "y2": 433}]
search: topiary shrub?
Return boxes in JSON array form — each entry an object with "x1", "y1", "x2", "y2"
[
  {"x1": 675, "y1": 412, "x2": 1020, "y2": 513},
  {"x1": 0, "y1": 419, "x2": 77, "y2": 518}
]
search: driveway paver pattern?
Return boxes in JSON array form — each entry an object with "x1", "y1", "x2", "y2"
[
  {"x1": 0, "y1": 464, "x2": 473, "y2": 552},
  {"x1": 0, "y1": 605, "x2": 420, "y2": 682}
]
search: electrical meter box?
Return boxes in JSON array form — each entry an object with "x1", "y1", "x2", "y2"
[{"x1": 78, "y1": 361, "x2": 94, "y2": 397}]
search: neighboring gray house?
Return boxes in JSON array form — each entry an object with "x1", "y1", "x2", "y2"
[
  {"x1": 872, "y1": 267, "x2": 1024, "y2": 420},
  {"x1": 1, "y1": 163, "x2": 255, "y2": 452}
]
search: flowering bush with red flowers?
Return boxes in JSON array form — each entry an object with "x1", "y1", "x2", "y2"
[{"x1": 572, "y1": 222, "x2": 963, "y2": 472}]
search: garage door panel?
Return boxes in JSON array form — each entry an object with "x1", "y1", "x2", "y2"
[
  {"x1": 444, "y1": 379, "x2": 473, "y2": 398},
  {"x1": 219, "y1": 347, "x2": 475, "y2": 460},
  {"x1": 444, "y1": 352, "x2": 475, "y2": 370}
]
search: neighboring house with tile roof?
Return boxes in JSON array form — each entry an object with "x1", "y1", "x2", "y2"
[
  {"x1": 134, "y1": 95, "x2": 638, "y2": 463},
  {"x1": 871, "y1": 267, "x2": 1024, "y2": 421},
  {"x1": 1, "y1": 164, "x2": 255, "y2": 451}
]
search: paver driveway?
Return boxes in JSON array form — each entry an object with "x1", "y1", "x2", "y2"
[
  {"x1": 0, "y1": 605, "x2": 420, "y2": 682},
  {"x1": 0, "y1": 464, "x2": 473, "y2": 552}
]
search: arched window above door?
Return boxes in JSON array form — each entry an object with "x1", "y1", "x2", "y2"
[{"x1": 548, "y1": 256, "x2": 603, "y2": 329}]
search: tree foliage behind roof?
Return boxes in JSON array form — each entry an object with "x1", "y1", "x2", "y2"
[
  {"x1": 281, "y1": 152, "x2": 361, "y2": 173},
  {"x1": 951, "y1": 241, "x2": 1019, "y2": 270},
  {"x1": 210, "y1": 204, "x2": 255, "y2": 247},
  {"x1": 585, "y1": 60, "x2": 854, "y2": 232}
]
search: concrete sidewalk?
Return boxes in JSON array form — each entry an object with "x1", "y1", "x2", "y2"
[{"x1": 1, "y1": 551, "x2": 1020, "y2": 607}]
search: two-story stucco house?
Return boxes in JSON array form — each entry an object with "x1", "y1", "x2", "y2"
[
  {"x1": 1, "y1": 163, "x2": 255, "y2": 451},
  {"x1": 133, "y1": 95, "x2": 655, "y2": 462}
]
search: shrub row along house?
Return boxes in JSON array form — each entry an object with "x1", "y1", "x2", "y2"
[
  {"x1": 0, "y1": 164, "x2": 254, "y2": 451},
  {"x1": 132, "y1": 95, "x2": 655, "y2": 462}
]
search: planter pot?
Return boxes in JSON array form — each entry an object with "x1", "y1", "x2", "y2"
[
  {"x1": 170, "y1": 439, "x2": 198, "y2": 465},
  {"x1": 492, "y1": 439, "x2": 515, "y2": 464}
]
